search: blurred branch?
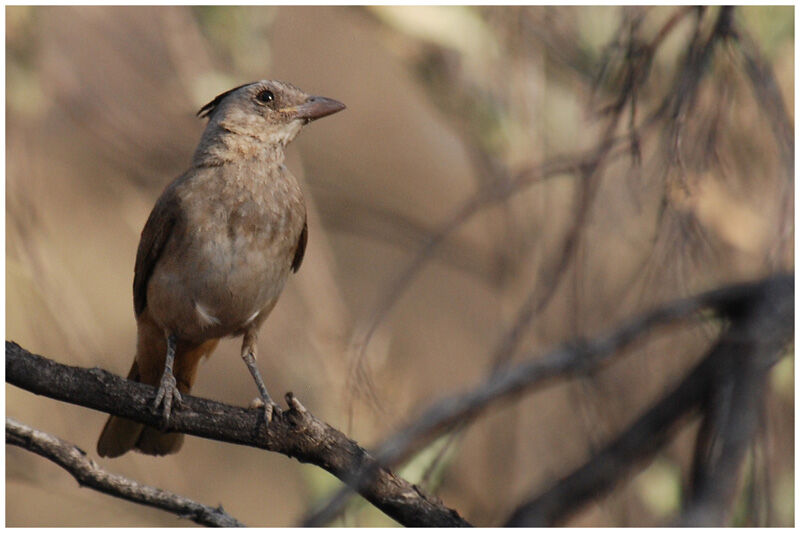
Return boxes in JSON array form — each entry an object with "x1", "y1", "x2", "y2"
[
  {"x1": 348, "y1": 136, "x2": 638, "y2": 410},
  {"x1": 490, "y1": 55, "x2": 629, "y2": 370},
  {"x1": 659, "y1": 7, "x2": 732, "y2": 166},
  {"x1": 349, "y1": 7, "x2": 707, "y2": 410},
  {"x1": 6, "y1": 417, "x2": 244, "y2": 527},
  {"x1": 505, "y1": 337, "x2": 710, "y2": 526},
  {"x1": 305, "y1": 274, "x2": 792, "y2": 526},
  {"x1": 5, "y1": 342, "x2": 470, "y2": 527},
  {"x1": 680, "y1": 271, "x2": 792, "y2": 526},
  {"x1": 313, "y1": 189, "x2": 499, "y2": 284},
  {"x1": 729, "y1": 20, "x2": 794, "y2": 181},
  {"x1": 504, "y1": 273, "x2": 793, "y2": 526}
]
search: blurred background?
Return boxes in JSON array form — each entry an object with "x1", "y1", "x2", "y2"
[{"x1": 6, "y1": 6, "x2": 793, "y2": 526}]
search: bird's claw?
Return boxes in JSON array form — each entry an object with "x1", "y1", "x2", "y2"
[
  {"x1": 263, "y1": 401, "x2": 274, "y2": 425},
  {"x1": 153, "y1": 372, "x2": 182, "y2": 426},
  {"x1": 250, "y1": 397, "x2": 278, "y2": 427}
]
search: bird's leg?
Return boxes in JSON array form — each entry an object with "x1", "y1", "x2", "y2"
[
  {"x1": 241, "y1": 330, "x2": 277, "y2": 426},
  {"x1": 153, "y1": 333, "x2": 182, "y2": 426}
]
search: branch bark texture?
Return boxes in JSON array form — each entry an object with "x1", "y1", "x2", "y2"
[
  {"x1": 5, "y1": 342, "x2": 470, "y2": 527},
  {"x1": 6, "y1": 417, "x2": 244, "y2": 527}
]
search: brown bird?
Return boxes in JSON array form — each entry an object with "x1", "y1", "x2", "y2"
[{"x1": 97, "y1": 81, "x2": 345, "y2": 457}]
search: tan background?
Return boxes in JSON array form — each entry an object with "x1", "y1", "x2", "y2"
[{"x1": 6, "y1": 6, "x2": 794, "y2": 526}]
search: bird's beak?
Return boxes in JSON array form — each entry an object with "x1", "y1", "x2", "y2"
[{"x1": 293, "y1": 96, "x2": 346, "y2": 122}]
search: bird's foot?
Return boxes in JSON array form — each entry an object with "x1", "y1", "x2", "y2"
[
  {"x1": 249, "y1": 396, "x2": 280, "y2": 427},
  {"x1": 153, "y1": 371, "x2": 183, "y2": 426}
]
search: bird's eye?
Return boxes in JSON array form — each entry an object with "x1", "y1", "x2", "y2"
[{"x1": 256, "y1": 90, "x2": 275, "y2": 104}]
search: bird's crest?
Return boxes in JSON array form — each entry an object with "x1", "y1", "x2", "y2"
[{"x1": 197, "y1": 82, "x2": 253, "y2": 119}]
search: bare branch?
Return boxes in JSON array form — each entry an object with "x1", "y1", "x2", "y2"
[
  {"x1": 505, "y1": 338, "x2": 712, "y2": 526},
  {"x1": 680, "y1": 270, "x2": 793, "y2": 526},
  {"x1": 347, "y1": 5, "x2": 693, "y2": 411},
  {"x1": 5, "y1": 343, "x2": 470, "y2": 528},
  {"x1": 347, "y1": 136, "x2": 639, "y2": 414},
  {"x1": 729, "y1": 22, "x2": 794, "y2": 181},
  {"x1": 6, "y1": 417, "x2": 245, "y2": 527},
  {"x1": 490, "y1": 66, "x2": 627, "y2": 370},
  {"x1": 303, "y1": 274, "x2": 792, "y2": 526},
  {"x1": 504, "y1": 273, "x2": 793, "y2": 526}
]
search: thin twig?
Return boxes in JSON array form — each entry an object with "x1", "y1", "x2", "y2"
[
  {"x1": 347, "y1": 135, "x2": 638, "y2": 415},
  {"x1": 400, "y1": 7, "x2": 700, "y2": 496},
  {"x1": 729, "y1": 21, "x2": 794, "y2": 182},
  {"x1": 348, "y1": 4, "x2": 692, "y2": 410},
  {"x1": 6, "y1": 417, "x2": 245, "y2": 527}
]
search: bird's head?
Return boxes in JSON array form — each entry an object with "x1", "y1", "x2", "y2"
[{"x1": 197, "y1": 80, "x2": 346, "y2": 148}]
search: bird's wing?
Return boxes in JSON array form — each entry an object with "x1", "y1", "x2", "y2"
[
  {"x1": 133, "y1": 187, "x2": 181, "y2": 317},
  {"x1": 291, "y1": 220, "x2": 308, "y2": 273}
]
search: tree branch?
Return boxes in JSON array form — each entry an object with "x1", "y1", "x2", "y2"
[
  {"x1": 6, "y1": 417, "x2": 245, "y2": 527},
  {"x1": 730, "y1": 20, "x2": 794, "y2": 182},
  {"x1": 680, "y1": 269, "x2": 793, "y2": 526},
  {"x1": 7, "y1": 274, "x2": 790, "y2": 527},
  {"x1": 504, "y1": 272, "x2": 793, "y2": 526},
  {"x1": 302, "y1": 274, "x2": 793, "y2": 526},
  {"x1": 5, "y1": 342, "x2": 470, "y2": 527}
]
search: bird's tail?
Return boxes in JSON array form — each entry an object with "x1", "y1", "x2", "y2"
[{"x1": 96, "y1": 327, "x2": 218, "y2": 458}]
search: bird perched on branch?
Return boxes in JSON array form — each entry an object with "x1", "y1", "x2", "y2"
[{"x1": 97, "y1": 81, "x2": 345, "y2": 457}]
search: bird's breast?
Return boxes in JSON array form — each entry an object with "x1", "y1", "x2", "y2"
[{"x1": 147, "y1": 168, "x2": 305, "y2": 341}]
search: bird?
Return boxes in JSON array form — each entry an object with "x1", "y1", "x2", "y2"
[{"x1": 96, "y1": 80, "x2": 345, "y2": 457}]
